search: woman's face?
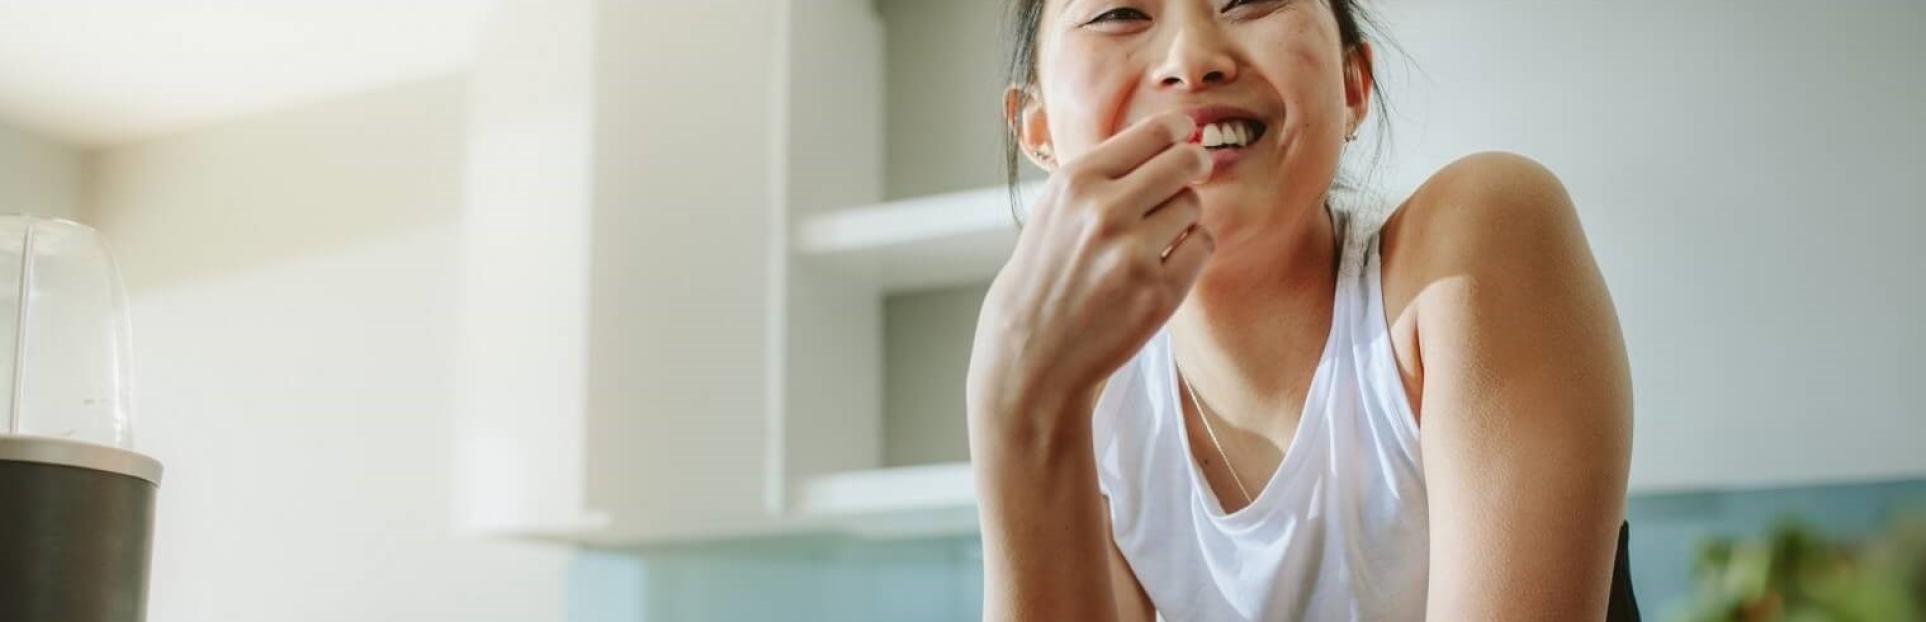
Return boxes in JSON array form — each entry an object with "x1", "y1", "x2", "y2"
[{"x1": 1021, "y1": 0, "x2": 1371, "y2": 246}]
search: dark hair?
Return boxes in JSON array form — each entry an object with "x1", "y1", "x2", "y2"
[{"x1": 1002, "y1": 0, "x2": 1394, "y2": 222}]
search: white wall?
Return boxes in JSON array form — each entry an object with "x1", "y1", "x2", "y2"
[
  {"x1": 0, "y1": 119, "x2": 82, "y2": 219},
  {"x1": 1364, "y1": 0, "x2": 1926, "y2": 491},
  {"x1": 86, "y1": 75, "x2": 570, "y2": 622}
]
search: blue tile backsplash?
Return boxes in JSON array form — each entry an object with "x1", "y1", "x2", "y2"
[{"x1": 568, "y1": 478, "x2": 1926, "y2": 621}]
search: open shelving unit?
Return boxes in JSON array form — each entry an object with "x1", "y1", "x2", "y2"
[
  {"x1": 783, "y1": 184, "x2": 1015, "y2": 534},
  {"x1": 453, "y1": 0, "x2": 1040, "y2": 545},
  {"x1": 771, "y1": 0, "x2": 1040, "y2": 539},
  {"x1": 794, "y1": 182, "x2": 1039, "y2": 294},
  {"x1": 794, "y1": 461, "x2": 979, "y2": 537}
]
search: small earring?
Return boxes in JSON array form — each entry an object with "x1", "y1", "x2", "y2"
[
  {"x1": 1343, "y1": 133, "x2": 1357, "y2": 143},
  {"x1": 1034, "y1": 144, "x2": 1054, "y2": 163}
]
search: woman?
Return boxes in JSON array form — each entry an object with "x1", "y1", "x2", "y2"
[{"x1": 965, "y1": 0, "x2": 1638, "y2": 620}]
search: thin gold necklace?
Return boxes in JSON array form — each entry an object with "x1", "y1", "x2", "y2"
[
  {"x1": 1171, "y1": 202, "x2": 1337, "y2": 509},
  {"x1": 1175, "y1": 357, "x2": 1255, "y2": 506}
]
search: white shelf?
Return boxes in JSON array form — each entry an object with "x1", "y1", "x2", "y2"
[
  {"x1": 796, "y1": 462, "x2": 980, "y2": 537},
  {"x1": 795, "y1": 182, "x2": 1042, "y2": 293}
]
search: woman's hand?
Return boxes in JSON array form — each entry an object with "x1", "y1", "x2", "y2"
[
  {"x1": 967, "y1": 111, "x2": 1215, "y2": 437},
  {"x1": 968, "y1": 110, "x2": 1211, "y2": 622}
]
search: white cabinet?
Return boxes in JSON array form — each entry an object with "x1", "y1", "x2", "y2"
[
  {"x1": 454, "y1": 0, "x2": 789, "y2": 544},
  {"x1": 453, "y1": 0, "x2": 1025, "y2": 544}
]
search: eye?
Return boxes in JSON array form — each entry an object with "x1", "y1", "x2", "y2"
[
  {"x1": 1085, "y1": 6, "x2": 1150, "y2": 25},
  {"x1": 1220, "y1": 0, "x2": 1280, "y2": 14}
]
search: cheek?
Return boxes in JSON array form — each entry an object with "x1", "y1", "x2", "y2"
[
  {"x1": 1258, "y1": 28, "x2": 1346, "y2": 123},
  {"x1": 1042, "y1": 47, "x2": 1140, "y2": 159}
]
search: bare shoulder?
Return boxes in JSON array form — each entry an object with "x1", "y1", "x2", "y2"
[
  {"x1": 1376, "y1": 152, "x2": 1609, "y2": 417},
  {"x1": 1381, "y1": 151, "x2": 1585, "y2": 282}
]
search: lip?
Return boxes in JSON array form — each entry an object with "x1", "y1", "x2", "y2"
[{"x1": 1202, "y1": 144, "x2": 1248, "y2": 178}]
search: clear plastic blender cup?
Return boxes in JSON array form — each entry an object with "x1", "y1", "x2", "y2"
[{"x1": 0, "y1": 215, "x2": 160, "y2": 622}]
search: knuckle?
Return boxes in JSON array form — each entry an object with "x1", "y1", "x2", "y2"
[
  {"x1": 1094, "y1": 246, "x2": 1144, "y2": 285},
  {"x1": 1118, "y1": 247, "x2": 1158, "y2": 284},
  {"x1": 1134, "y1": 278, "x2": 1174, "y2": 314},
  {"x1": 1057, "y1": 166, "x2": 1099, "y2": 197},
  {"x1": 1026, "y1": 186, "x2": 1063, "y2": 221},
  {"x1": 1083, "y1": 202, "x2": 1130, "y2": 240}
]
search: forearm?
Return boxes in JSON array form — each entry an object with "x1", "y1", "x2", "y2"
[{"x1": 970, "y1": 391, "x2": 1118, "y2": 622}]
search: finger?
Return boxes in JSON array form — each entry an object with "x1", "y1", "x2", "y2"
[
  {"x1": 1159, "y1": 223, "x2": 1214, "y2": 292},
  {"x1": 1159, "y1": 224, "x2": 1196, "y2": 263},
  {"x1": 1142, "y1": 189, "x2": 1202, "y2": 259},
  {"x1": 1076, "y1": 111, "x2": 1197, "y2": 179},
  {"x1": 1110, "y1": 141, "x2": 1211, "y2": 215}
]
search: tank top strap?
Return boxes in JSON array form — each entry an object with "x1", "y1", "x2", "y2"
[{"x1": 1338, "y1": 199, "x2": 1426, "y2": 454}]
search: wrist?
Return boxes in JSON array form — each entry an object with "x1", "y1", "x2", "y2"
[{"x1": 967, "y1": 380, "x2": 1097, "y2": 463}]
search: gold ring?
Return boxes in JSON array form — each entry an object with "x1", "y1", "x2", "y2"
[{"x1": 1161, "y1": 225, "x2": 1196, "y2": 263}]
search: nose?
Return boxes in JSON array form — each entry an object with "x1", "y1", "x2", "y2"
[{"x1": 1153, "y1": 24, "x2": 1238, "y2": 91}]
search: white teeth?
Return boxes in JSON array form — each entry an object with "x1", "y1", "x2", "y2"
[
  {"x1": 1200, "y1": 121, "x2": 1254, "y2": 148},
  {"x1": 1202, "y1": 124, "x2": 1225, "y2": 147}
]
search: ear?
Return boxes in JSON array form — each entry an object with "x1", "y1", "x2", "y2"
[
  {"x1": 1341, "y1": 41, "x2": 1376, "y2": 138},
  {"x1": 1004, "y1": 85, "x2": 1055, "y2": 171}
]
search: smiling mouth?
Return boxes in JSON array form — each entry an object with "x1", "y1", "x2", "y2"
[{"x1": 1195, "y1": 118, "x2": 1266, "y2": 150}]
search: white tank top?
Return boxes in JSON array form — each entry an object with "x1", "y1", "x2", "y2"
[{"x1": 1091, "y1": 205, "x2": 1430, "y2": 622}]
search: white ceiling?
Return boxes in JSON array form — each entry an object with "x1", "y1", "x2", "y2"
[{"x1": 0, "y1": 0, "x2": 495, "y2": 149}]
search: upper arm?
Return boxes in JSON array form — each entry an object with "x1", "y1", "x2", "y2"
[{"x1": 1390, "y1": 152, "x2": 1634, "y2": 621}]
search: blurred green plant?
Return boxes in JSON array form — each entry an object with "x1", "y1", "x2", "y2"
[{"x1": 1672, "y1": 511, "x2": 1925, "y2": 622}]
